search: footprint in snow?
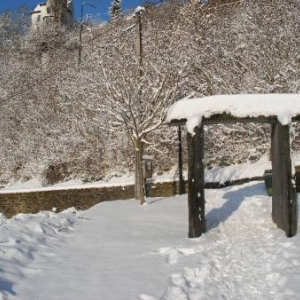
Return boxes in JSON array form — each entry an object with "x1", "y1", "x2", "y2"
[{"x1": 158, "y1": 247, "x2": 197, "y2": 264}]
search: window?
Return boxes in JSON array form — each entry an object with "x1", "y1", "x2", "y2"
[
  {"x1": 47, "y1": 7, "x2": 52, "y2": 14},
  {"x1": 37, "y1": 15, "x2": 41, "y2": 22}
]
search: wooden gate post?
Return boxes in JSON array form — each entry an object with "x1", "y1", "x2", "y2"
[
  {"x1": 271, "y1": 121, "x2": 297, "y2": 237},
  {"x1": 187, "y1": 124, "x2": 206, "y2": 238}
]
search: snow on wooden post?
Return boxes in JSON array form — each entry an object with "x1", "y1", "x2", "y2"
[
  {"x1": 187, "y1": 124, "x2": 206, "y2": 238},
  {"x1": 271, "y1": 121, "x2": 297, "y2": 237}
]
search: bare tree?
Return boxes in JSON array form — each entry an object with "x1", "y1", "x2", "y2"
[{"x1": 0, "y1": 0, "x2": 299, "y2": 189}]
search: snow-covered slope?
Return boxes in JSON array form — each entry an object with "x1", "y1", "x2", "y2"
[{"x1": 0, "y1": 158, "x2": 272, "y2": 193}]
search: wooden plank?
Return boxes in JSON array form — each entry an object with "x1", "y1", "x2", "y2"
[
  {"x1": 178, "y1": 126, "x2": 185, "y2": 195},
  {"x1": 187, "y1": 124, "x2": 205, "y2": 238},
  {"x1": 168, "y1": 114, "x2": 278, "y2": 126},
  {"x1": 187, "y1": 131, "x2": 201, "y2": 237},
  {"x1": 271, "y1": 122, "x2": 297, "y2": 237},
  {"x1": 169, "y1": 114, "x2": 300, "y2": 127},
  {"x1": 168, "y1": 119, "x2": 188, "y2": 127},
  {"x1": 204, "y1": 114, "x2": 277, "y2": 124},
  {"x1": 194, "y1": 124, "x2": 206, "y2": 234}
]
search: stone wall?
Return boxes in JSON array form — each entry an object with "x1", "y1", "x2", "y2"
[
  {"x1": 0, "y1": 181, "x2": 188, "y2": 218},
  {"x1": 0, "y1": 176, "x2": 264, "y2": 218}
]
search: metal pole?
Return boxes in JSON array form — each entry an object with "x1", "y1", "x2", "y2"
[
  {"x1": 135, "y1": 8, "x2": 145, "y2": 203},
  {"x1": 78, "y1": 4, "x2": 84, "y2": 64},
  {"x1": 78, "y1": 2, "x2": 97, "y2": 65},
  {"x1": 136, "y1": 11, "x2": 143, "y2": 78}
]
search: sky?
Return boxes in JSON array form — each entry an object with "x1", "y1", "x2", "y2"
[{"x1": 0, "y1": 0, "x2": 144, "y2": 21}]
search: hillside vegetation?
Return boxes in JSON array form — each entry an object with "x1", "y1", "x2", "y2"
[{"x1": 0, "y1": 0, "x2": 299, "y2": 185}]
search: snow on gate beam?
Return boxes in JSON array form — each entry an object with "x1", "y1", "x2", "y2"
[{"x1": 166, "y1": 94, "x2": 300, "y2": 128}]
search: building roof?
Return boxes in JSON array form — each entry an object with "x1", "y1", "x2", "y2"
[{"x1": 31, "y1": 3, "x2": 47, "y2": 14}]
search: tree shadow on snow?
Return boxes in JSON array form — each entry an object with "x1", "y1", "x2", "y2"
[
  {"x1": 206, "y1": 182, "x2": 266, "y2": 231},
  {"x1": 147, "y1": 197, "x2": 166, "y2": 205},
  {"x1": 0, "y1": 278, "x2": 16, "y2": 297}
]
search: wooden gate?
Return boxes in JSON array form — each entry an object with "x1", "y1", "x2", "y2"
[{"x1": 271, "y1": 122, "x2": 297, "y2": 237}]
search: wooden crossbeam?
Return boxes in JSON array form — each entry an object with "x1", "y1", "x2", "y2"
[{"x1": 168, "y1": 114, "x2": 300, "y2": 127}]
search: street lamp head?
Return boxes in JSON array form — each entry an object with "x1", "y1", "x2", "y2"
[{"x1": 135, "y1": 6, "x2": 145, "y2": 15}]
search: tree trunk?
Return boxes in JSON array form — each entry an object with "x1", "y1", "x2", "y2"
[{"x1": 135, "y1": 139, "x2": 145, "y2": 204}]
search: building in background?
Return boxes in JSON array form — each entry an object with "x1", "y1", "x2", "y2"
[{"x1": 31, "y1": 0, "x2": 74, "y2": 29}]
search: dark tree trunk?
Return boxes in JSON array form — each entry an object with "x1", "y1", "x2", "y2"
[{"x1": 135, "y1": 140, "x2": 145, "y2": 205}]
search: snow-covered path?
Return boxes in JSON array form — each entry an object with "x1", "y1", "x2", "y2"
[
  {"x1": 13, "y1": 196, "x2": 189, "y2": 300},
  {"x1": 1, "y1": 182, "x2": 300, "y2": 300},
  {"x1": 162, "y1": 183, "x2": 299, "y2": 300}
]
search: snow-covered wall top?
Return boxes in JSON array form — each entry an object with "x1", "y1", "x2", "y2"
[{"x1": 166, "y1": 94, "x2": 300, "y2": 133}]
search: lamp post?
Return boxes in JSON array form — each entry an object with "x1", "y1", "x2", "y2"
[
  {"x1": 78, "y1": 2, "x2": 97, "y2": 64},
  {"x1": 135, "y1": 6, "x2": 145, "y2": 78}
]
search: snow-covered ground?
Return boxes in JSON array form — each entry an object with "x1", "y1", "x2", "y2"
[
  {"x1": 0, "y1": 157, "x2": 272, "y2": 193},
  {"x1": 1, "y1": 179, "x2": 300, "y2": 300}
]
